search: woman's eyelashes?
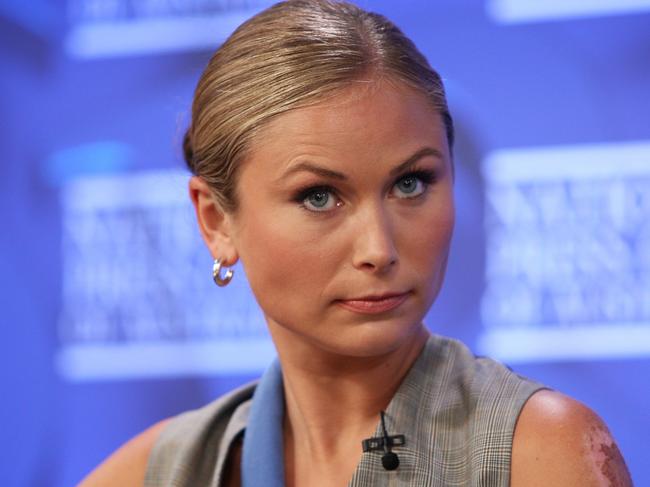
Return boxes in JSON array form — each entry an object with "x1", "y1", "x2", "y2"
[
  {"x1": 296, "y1": 185, "x2": 340, "y2": 212},
  {"x1": 293, "y1": 168, "x2": 439, "y2": 213},
  {"x1": 392, "y1": 169, "x2": 437, "y2": 199}
]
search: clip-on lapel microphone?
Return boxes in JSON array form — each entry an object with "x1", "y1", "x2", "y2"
[{"x1": 361, "y1": 411, "x2": 405, "y2": 471}]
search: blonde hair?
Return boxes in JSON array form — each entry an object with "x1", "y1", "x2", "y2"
[{"x1": 184, "y1": 0, "x2": 454, "y2": 213}]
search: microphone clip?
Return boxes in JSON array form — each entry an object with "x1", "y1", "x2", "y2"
[
  {"x1": 361, "y1": 434, "x2": 405, "y2": 453},
  {"x1": 361, "y1": 411, "x2": 405, "y2": 471}
]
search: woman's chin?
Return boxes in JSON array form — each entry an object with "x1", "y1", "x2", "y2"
[{"x1": 306, "y1": 320, "x2": 427, "y2": 360}]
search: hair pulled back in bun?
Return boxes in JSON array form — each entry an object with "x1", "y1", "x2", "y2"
[{"x1": 185, "y1": 0, "x2": 454, "y2": 213}]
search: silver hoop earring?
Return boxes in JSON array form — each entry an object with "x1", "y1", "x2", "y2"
[{"x1": 213, "y1": 258, "x2": 234, "y2": 287}]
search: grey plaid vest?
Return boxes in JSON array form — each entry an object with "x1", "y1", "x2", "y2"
[{"x1": 145, "y1": 334, "x2": 546, "y2": 486}]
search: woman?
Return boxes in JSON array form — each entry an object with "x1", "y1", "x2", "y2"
[{"x1": 80, "y1": 1, "x2": 632, "y2": 486}]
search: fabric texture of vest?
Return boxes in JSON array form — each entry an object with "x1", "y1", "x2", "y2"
[{"x1": 144, "y1": 333, "x2": 547, "y2": 486}]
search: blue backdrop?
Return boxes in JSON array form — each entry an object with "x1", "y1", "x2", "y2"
[{"x1": 1, "y1": 1, "x2": 649, "y2": 485}]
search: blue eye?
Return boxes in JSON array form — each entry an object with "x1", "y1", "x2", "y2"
[
  {"x1": 295, "y1": 186, "x2": 340, "y2": 212},
  {"x1": 395, "y1": 176, "x2": 421, "y2": 195},
  {"x1": 305, "y1": 189, "x2": 335, "y2": 211},
  {"x1": 392, "y1": 171, "x2": 435, "y2": 199},
  {"x1": 293, "y1": 169, "x2": 437, "y2": 213}
]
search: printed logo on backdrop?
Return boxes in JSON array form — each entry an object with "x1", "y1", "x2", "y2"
[
  {"x1": 57, "y1": 170, "x2": 274, "y2": 381},
  {"x1": 65, "y1": 0, "x2": 276, "y2": 58},
  {"x1": 487, "y1": 0, "x2": 650, "y2": 23},
  {"x1": 479, "y1": 141, "x2": 650, "y2": 362}
]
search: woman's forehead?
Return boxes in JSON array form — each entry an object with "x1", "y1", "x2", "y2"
[
  {"x1": 248, "y1": 80, "x2": 445, "y2": 161},
  {"x1": 234, "y1": 99, "x2": 449, "y2": 199}
]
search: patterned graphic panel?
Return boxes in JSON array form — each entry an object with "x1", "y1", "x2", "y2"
[
  {"x1": 56, "y1": 170, "x2": 274, "y2": 381},
  {"x1": 479, "y1": 141, "x2": 650, "y2": 362},
  {"x1": 65, "y1": 0, "x2": 275, "y2": 57},
  {"x1": 487, "y1": 0, "x2": 650, "y2": 22}
]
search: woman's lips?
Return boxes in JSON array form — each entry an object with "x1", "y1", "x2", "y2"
[{"x1": 336, "y1": 292, "x2": 410, "y2": 314}]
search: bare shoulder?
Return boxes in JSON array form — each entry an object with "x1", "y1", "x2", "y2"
[
  {"x1": 511, "y1": 389, "x2": 633, "y2": 486},
  {"x1": 77, "y1": 418, "x2": 172, "y2": 487}
]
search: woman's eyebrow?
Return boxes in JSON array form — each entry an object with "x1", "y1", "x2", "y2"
[
  {"x1": 279, "y1": 147, "x2": 443, "y2": 181},
  {"x1": 388, "y1": 147, "x2": 444, "y2": 176}
]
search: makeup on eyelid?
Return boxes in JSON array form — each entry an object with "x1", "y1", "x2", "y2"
[{"x1": 290, "y1": 167, "x2": 441, "y2": 212}]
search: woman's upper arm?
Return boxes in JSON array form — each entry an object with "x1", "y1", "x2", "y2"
[
  {"x1": 511, "y1": 389, "x2": 633, "y2": 487},
  {"x1": 77, "y1": 418, "x2": 172, "y2": 487}
]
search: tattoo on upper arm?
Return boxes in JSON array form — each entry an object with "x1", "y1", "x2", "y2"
[{"x1": 587, "y1": 423, "x2": 633, "y2": 487}]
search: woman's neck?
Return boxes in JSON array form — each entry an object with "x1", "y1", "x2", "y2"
[{"x1": 271, "y1": 325, "x2": 430, "y2": 465}]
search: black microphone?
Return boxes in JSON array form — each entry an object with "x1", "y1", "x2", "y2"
[
  {"x1": 361, "y1": 410, "x2": 405, "y2": 471},
  {"x1": 379, "y1": 411, "x2": 399, "y2": 470}
]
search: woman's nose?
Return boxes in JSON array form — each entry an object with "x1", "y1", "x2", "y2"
[{"x1": 351, "y1": 203, "x2": 398, "y2": 274}]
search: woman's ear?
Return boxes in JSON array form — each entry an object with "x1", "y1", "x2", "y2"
[{"x1": 188, "y1": 176, "x2": 239, "y2": 266}]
